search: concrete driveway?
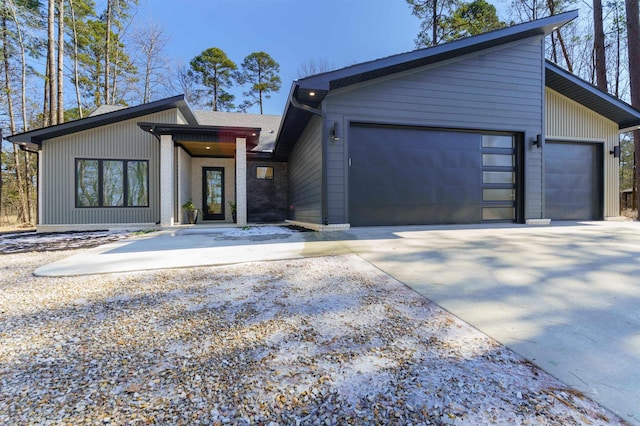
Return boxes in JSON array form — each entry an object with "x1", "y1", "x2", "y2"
[{"x1": 35, "y1": 222, "x2": 640, "y2": 423}]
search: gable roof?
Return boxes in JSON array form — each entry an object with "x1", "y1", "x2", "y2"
[
  {"x1": 545, "y1": 61, "x2": 640, "y2": 131},
  {"x1": 8, "y1": 95, "x2": 197, "y2": 150},
  {"x1": 195, "y1": 110, "x2": 282, "y2": 152},
  {"x1": 273, "y1": 11, "x2": 579, "y2": 159}
]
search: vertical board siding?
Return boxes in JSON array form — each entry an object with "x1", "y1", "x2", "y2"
[
  {"x1": 325, "y1": 37, "x2": 545, "y2": 221},
  {"x1": 326, "y1": 114, "x2": 346, "y2": 222},
  {"x1": 546, "y1": 88, "x2": 620, "y2": 217},
  {"x1": 288, "y1": 115, "x2": 323, "y2": 224},
  {"x1": 41, "y1": 109, "x2": 179, "y2": 225}
]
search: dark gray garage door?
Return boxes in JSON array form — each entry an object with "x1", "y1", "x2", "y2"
[
  {"x1": 349, "y1": 124, "x2": 517, "y2": 226},
  {"x1": 545, "y1": 141, "x2": 603, "y2": 220}
]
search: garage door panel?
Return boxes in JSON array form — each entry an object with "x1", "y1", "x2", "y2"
[
  {"x1": 545, "y1": 142, "x2": 602, "y2": 220},
  {"x1": 349, "y1": 125, "x2": 489, "y2": 226}
]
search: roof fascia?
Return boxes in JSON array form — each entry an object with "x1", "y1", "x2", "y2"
[
  {"x1": 297, "y1": 11, "x2": 578, "y2": 92},
  {"x1": 545, "y1": 61, "x2": 640, "y2": 130},
  {"x1": 137, "y1": 122, "x2": 261, "y2": 136},
  {"x1": 7, "y1": 94, "x2": 196, "y2": 145}
]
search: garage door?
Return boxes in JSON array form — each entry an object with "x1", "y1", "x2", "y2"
[
  {"x1": 349, "y1": 124, "x2": 517, "y2": 226},
  {"x1": 545, "y1": 141, "x2": 603, "y2": 220}
]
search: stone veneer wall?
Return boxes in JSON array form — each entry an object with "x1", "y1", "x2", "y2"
[{"x1": 246, "y1": 160, "x2": 288, "y2": 222}]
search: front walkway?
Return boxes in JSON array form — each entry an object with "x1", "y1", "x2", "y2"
[{"x1": 34, "y1": 221, "x2": 640, "y2": 424}]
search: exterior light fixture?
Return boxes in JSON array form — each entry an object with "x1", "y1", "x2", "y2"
[
  {"x1": 206, "y1": 146, "x2": 211, "y2": 150},
  {"x1": 332, "y1": 121, "x2": 342, "y2": 141},
  {"x1": 309, "y1": 91, "x2": 316, "y2": 96},
  {"x1": 531, "y1": 134, "x2": 542, "y2": 148},
  {"x1": 610, "y1": 146, "x2": 620, "y2": 158}
]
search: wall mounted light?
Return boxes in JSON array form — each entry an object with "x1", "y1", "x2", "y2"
[
  {"x1": 610, "y1": 145, "x2": 620, "y2": 158},
  {"x1": 531, "y1": 134, "x2": 542, "y2": 148},
  {"x1": 332, "y1": 121, "x2": 342, "y2": 141}
]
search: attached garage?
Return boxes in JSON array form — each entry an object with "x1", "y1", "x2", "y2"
[
  {"x1": 275, "y1": 11, "x2": 640, "y2": 230},
  {"x1": 349, "y1": 124, "x2": 520, "y2": 226},
  {"x1": 545, "y1": 141, "x2": 603, "y2": 220}
]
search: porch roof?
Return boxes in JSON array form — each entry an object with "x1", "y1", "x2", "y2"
[{"x1": 137, "y1": 122, "x2": 262, "y2": 157}]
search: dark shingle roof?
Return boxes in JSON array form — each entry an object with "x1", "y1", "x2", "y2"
[{"x1": 195, "y1": 111, "x2": 281, "y2": 152}]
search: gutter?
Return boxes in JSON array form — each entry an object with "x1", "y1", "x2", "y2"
[{"x1": 290, "y1": 92, "x2": 323, "y2": 116}]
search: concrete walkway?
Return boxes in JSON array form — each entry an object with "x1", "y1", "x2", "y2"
[{"x1": 35, "y1": 222, "x2": 640, "y2": 424}]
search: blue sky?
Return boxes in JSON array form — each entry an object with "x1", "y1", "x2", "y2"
[{"x1": 133, "y1": 0, "x2": 430, "y2": 115}]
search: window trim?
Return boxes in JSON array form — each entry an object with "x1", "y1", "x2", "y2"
[{"x1": 75, "y1": 158, "x2": 149, "y2": 208}]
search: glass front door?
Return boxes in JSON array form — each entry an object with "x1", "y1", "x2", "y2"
[{"x1": 202, "y1": 167, "x2": 224, "y2": 220}]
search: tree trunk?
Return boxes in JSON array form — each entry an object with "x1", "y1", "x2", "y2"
[
  {"x1": 593, "y1": 0, "x2": 608, "y2": 91},
  {"x1": 47, "y1": 0, "x2": 57, "y2": 125},
  {"x1": 68, "y1": 0, "x2": 83, "y2": 118},
  {"x1": 625, "y1": 0, "x2": 640, "y2": 217},
  {"x1": 431, "y1": 0, "x2": 438, "y2": 45},
  {"x1": 104, "y1": 0, "x2": 112, "y2": 105},
  {"x1": 22, "y1": 150, "x2": 31, "y2": 224},
  {"x1": 614, "y1": 2, "x2": 622, "y2": 98},
  {"x1": 57, "y1": 0, "x2": 64, "y2": 123},
  {"x1": 2, "y1": 13, "x2": 16, "y2": 135},
  {"x1": 6, "y1": 0, "x2": 29, "y2": 130}
]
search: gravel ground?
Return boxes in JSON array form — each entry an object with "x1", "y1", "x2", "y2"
[{"x1": 0, "y1": 234, "x2": 626, "y2": 425}]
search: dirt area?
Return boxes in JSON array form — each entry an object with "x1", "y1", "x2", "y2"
[{"x1": 0, "y1": 232, "x2": 626, "y2": 425}]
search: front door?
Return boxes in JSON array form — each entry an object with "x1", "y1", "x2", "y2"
[{"x1": 202, "y1": 167, "x2": 225, "y2": 220}]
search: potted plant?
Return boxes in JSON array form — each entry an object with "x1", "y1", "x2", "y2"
[
  {"x1": 229, "y1": 201, "x2": 237, "y2": 223},
  {"x1": 182, "y1": 200, "x2": 198, "y2": 224}
]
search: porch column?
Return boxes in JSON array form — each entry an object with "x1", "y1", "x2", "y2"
[
  {"x1": 160, "y1": 134, "x2": 174, "y2": 226},
  {"x1": 235, "y1": 137, "x2": 247, "y2": 226}
]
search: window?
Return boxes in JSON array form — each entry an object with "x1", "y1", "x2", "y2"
[
  {"x1": 256, "y1": 166, "x2": 274, "y2": 180},
  {"x1": 76, "y1": 159, "x2": 148, "y2": 208}
]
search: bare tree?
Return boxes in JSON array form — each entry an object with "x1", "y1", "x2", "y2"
[
  {"x1": 68, "y1": 0, "x2": 84, "y2": 117},
  {"x1": 297, "y1": 58, "x2": 334, "y2": 78},
  {"x1": 131, "y1": 20, "x2": 170, "y2": 103},
  {"x1": 170, "y1": 62, "x2": 203, "y2": 107},
  {"x1": 47, "y1": 0, "x2": 57, "y2": 125},
  {"x1": 57, "y1": 0, "x2": 64, "y2": 122}
]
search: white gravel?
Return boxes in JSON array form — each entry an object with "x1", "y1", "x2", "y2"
[{"x1": 0, "y1": 236, "x2": 625, "y2": 425}]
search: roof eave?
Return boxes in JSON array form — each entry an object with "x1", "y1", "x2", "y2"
[
  {"x1": 297, "y1": 11, "x2": 578, "y2": 92},
  {"x1": 7, "y1": 94, "x2": 197, "y2": 145},
  {"x1": 545, "y1": 61, "x2": 640, "y2": 131},
  {"x1": 274, "y1": 11, "x2": 579, "y2": 158}
]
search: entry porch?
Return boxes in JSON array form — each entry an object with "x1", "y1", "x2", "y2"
[{"x1": 139, "y1": 122, "x2": 259, "y2": 227}]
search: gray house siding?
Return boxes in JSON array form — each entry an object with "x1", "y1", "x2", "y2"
[
  {"x1": 324, "y1": 37, "x2": 546, "y2": 223},
  {"x1": 246, "y1": 160, "x2": 288, "y2": 222},
  {"x1": 288, "y1": 115, "x2": 323, "y2": 224},
  {"x1": 41, "y1": 109, "x2": 179, "y2": 225}
]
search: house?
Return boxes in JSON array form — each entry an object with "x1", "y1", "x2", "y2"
[{"x1": 8, "y1": 11, "x2": 640, "y2": 232}]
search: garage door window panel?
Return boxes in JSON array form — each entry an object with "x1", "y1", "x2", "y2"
[{"x1": 482, "y1": 135, "x2": 513, "y2": 148}]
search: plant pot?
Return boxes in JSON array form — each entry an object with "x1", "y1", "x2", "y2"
[
  {"x1": 232, "y1": 212, "x2": 237, "y2": 223},
  {"x1": 186, "y1": 209, "x2": 198, "y2": 224}
]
